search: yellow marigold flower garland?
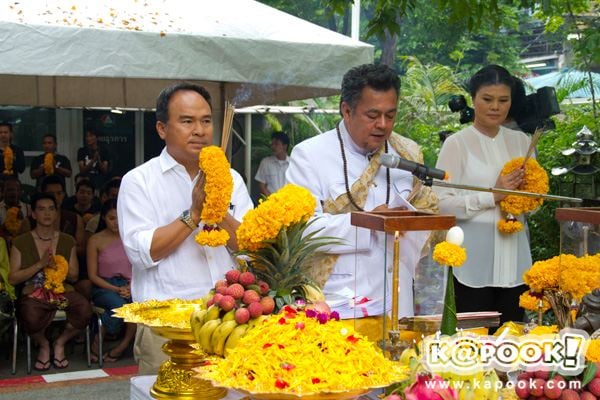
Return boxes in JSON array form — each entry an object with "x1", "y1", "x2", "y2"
[
  {"x1": 586, "y1": 339, "x2": 600, "y2": 362},
  {"x1": 43, "y1": 255, "x2": 69, "y2": 294},
  {"x1": 518, "y1": 291, "x2": 550, "y2": 312},
  {"x1": 558, "y1": 253, "x2": 600, "y2": 301},
  {"x1": 497, "y1": 218, "x2": 523, "y2": 234},
  {"x1": 194, "y1": 146, "x2": 233, "y2": 247},
  {"x1": 523, "y1": 255, "x2": 560, "y2": 292},
  {"x1": 498, "y1": 157, "x2": 548, "y2": 234},
  {"x1": 432, "y1": 241, "x2": 467, "y2": 267},
  {"x1": 4, "y1": 206, "x2": 22, "y2": 236},
  {"x1": 43, "y1": 153, "x2": 55, "y2": 175},
  {"x1": 3, "y1": 146, "x2": 13, "y2": 175},
  {"x1": 196, "y1": 310, "x2": 408, "y2": 395},
  {"x1": 236, "y1": 184, "x2": 316, "y2": 252}
]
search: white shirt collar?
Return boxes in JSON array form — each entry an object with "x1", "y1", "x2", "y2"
[{"x1": 339, "y1": 120, "x2": 371, "y2": 157}]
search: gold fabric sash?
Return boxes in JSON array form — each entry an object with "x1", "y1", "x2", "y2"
[{"x1": 307, "y1": 133, "x2": 438, "y2": 288}]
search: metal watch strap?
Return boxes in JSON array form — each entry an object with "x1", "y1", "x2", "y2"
[{"x1": 180, "y1": 210, "x2": 198, "y2": 230}]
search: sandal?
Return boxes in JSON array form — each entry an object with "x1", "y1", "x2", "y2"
[
  {"x1": 53, "y1": 357, "x2": 69, "y2": 369},
  {"x1": 103, "y1": 349, "x2": 122, "y2": 363},
  {"x1": 33, "y1": 358, "x2": 51, "y2": 371}
]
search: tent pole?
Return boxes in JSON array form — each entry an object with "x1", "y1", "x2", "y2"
[{"x1": 245, "y1": 113, "x2": 252, "y2": 193}]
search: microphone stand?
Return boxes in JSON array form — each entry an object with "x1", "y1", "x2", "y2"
[{"x1": 414, "y1": 173, "x2": 584, "y2": 204}]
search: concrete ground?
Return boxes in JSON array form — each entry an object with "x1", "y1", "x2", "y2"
[{"x1": 0, "y1": 333, "x2": 137, "y2": 399}]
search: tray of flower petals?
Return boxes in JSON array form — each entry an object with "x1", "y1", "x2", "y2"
[
  {"x1": 112, "y1": 298, "x2": 205, "y2": 329},
  {"x1": 195, "y1": 307, "x2": 408, "y2": 398}
]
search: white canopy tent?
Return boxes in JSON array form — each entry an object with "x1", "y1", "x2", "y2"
[{"x1": 0, "y1": 0, "x2": 372, "y2": 186}]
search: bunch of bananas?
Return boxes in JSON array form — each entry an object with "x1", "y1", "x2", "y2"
[
  {"x1": 190, "y1": 304, "x2": 269, "y2": 357},
  {"x1": 452, "y1": 370, "x2": 501, "y2": 400}
]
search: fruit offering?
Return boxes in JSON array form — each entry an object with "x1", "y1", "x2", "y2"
[
  {"x1": 513, "y1": 364, "x2": 600, "y2": 399},
  {"x1": 190, "y1": 269, "x2": 275, "y2": 356}
]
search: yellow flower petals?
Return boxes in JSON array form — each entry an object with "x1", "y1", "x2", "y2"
[{"x1": 432, "y1": 241, "x2": 467, "y2": 267}]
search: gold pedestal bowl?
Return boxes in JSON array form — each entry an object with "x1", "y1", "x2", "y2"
[
  {"x1": 150, "y1": 326, "x2": 227, "y2": 399},
  {"x1": 113, "y1": 300, "x2": 226, "y2": 400}
]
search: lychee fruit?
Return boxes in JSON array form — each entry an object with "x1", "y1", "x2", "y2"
[
  {"x1": 242, "y1": 290, "x2": 261, "y2": 305},
  {"x1": 588, "y1": 378, "x2": 600, "y2": 396},
  {"x1": 515, "y1": 381, "x2": 530, "y2": 399},
  {"x1": 535, "y1": 370, "x2": 551, "y2": 380},
  {"x1": 257, "y1": 280, "x2": 270, "y2": 295},
  {"x1": 226, "y1": 283, "x2": 245, "y2": 300},
  {"x1": 216, "y1": 285, "x2": 228, "y2": 295},
  {"x1": 239, "y1": 271, "x2": 256, "y2": 286},
  {"x1": 214, "y1": 279, "x2": 228, "y2": 289},
  {"x1": 529, "y1": 378, "x2": 546, "y2": 397},
  {"x1": 517, "y1": 371, "x2": 534, "y2": 381},
  {"x1": 225, "y1": 269, "x2": 241, "y2": 284},
  {"x1": 247, "y1": 302, "x2": 263, "y2": 318},
  {"x1": 544, "y1": 378, "x2": 563, "y2": 399},
  {"x1": 235, "y1": 308, "x2": 250, "y2": 324},
  {"x1": 212, "y1": 293, "x2": 224, "y2": 305},
  {"x1": 561, "y1": 389, "x2": 581, "y2": 399},
  {"x1": 580, "y1": 391, "x2": 596, "y2": 400},
  {"x1": 260, "y1": 296, "x2": 275, "y2": 315},
  {"x1": 219, "y1": 295, "x2": 236, "y2": 312}
]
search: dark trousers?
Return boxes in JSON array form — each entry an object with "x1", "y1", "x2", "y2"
[{"x1": 454, "y1": 277, "x2": 526, "y2": 331}]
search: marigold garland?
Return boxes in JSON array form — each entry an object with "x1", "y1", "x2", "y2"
[
  {"x1": 432, "y1": 241, "x2": 467, "y2": 267},
  {"x1": 196, "y1": 309, "x2": 407, "y2": 395},
  {"x1": 523, "y1": 255, "x2": 561, "y2": 293},
  {"x1": 558, "y1": 253, "x2": 600, "y2": 301},
  {"x1": 194, "y1": 146, "x2": 233, "y2": 247},
  {"x1": 236, "y1": 184, "x2": 316, "y2": 252},
  {"x1": 518, "y1": 291, "x2": 550, "y2": 312},
  {"x1": 497, "y1": 218, "x2": 523, "y2": 234},
  {"x1": 4, "y1": 206, "x2": 22, "y2": 236},
  {"x1": 43, "y1": 153, "x2": 55, "y2": 175},
  {"x1": 3, "y1": 146, "x2": 13, "y2": 175},
  {"x1": 498, "y1": 157, "x2": 548, "y2": 234},
  {"x1": 586, "y1": 339, "x2": 600, "y2": 362},
  {"x1": 43, "y1": 255, "x2": 69, "y2": 294}
]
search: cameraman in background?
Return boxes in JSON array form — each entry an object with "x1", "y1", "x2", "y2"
[{"x1": 434, "y1": 65, "x2": 531, "y2": 327}]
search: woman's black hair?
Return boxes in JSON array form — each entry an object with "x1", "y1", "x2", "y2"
[
  {"x1": 96, "y1": 199, "x2": 118, "y2": 232},
  {"x1": 468, "y1": 65, "x2": 515, "y2": 98}
]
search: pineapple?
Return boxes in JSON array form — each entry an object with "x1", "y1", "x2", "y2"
[{"x1": 240, "y1": 218, "x2": 341, "y2": 312}]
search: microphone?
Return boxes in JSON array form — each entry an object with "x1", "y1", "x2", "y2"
[{"x1": 380, "y1": 153, "x2": 448, "y2": 181}]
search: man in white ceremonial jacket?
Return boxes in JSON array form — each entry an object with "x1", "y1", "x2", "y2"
[{"x1": 286, "y1": 64, "x2": 438, "y2": 341}]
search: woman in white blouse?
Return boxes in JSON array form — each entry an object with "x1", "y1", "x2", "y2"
[{"x1": 435, "y1": 65, "x2": 531, "y2": 326}]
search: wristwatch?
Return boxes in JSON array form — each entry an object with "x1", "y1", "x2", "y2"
[{"x1": 179, "y1": 209, "x2": 198, "y2": 230}]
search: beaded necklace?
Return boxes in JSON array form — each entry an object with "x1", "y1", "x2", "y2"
[{"x1": 335, "y1": 122, "x2": 390, "y2": 212}]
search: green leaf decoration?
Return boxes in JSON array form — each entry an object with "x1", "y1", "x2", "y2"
[{"x1": 440, "y1": 267, "x2": 457, "y2": 336}]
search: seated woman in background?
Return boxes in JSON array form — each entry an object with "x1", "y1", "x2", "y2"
[
  {"x1": 87, "y1": 199, "x2": 135, "y2": 363},
  {"x1": 9, "y1": 193, "x2": 92, "y2": 371}
]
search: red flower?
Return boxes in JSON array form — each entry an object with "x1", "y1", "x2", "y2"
[
  {"x1": 282, "y1": 305, "x2": 297, "y2": 314},
  {"x1": 295, "y1": 322, "x2": 305, "y2": 330},
  {"x1": 275, "y1": 378, "x2": 290, "y2": 389},
  {"x1": 278, "y1": 317, "x2": 287, "y2": 325},
  {"x1": 278, "y1": 344, "x2": 285, "y2": 349},
  {"x1": 311, "y1": 377, "x2": 321, "y2": 384},
  {"x1": 280, "y1": 362, "x2": 295, "y2": 371},
  {"x1": 347, "y1": 335, "x2": 359, "y2": 344},
  {"x1": 263, "y1": 343, "x2": 273, "y2": 349}
]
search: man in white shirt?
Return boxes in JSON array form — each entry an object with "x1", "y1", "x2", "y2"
[
  {"x1": 118, "y1": 83, "x2": 253, "y2": 374},
  {"x1": 254, "y1": 131, "x2": 290, "y2": 197},
  {"x1": 286, "y1": 64, "x2": 438, "y2": 341}
]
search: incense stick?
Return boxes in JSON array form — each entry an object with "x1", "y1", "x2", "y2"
[
  {"x1": 522, "y1": 128, "x2": 543, "y2": 167},
  {"x1": 220, "y1": 101, "x2": 235, "y2": 152}
]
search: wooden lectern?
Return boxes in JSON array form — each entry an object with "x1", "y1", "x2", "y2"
[{"x1": 350, "y1": 210, "x2": 455, "y2": 359}]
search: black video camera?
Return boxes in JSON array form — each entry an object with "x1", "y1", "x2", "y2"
[
  {"x1": 448, "y1": 95, "x2": 474, "y2": 124},
  {"x1": 511, "y1": 85, "x2": 560, "y2": 134}
]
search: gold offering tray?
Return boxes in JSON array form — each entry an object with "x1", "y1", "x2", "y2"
[{"x1": 113, "y1": 298, "x2": 204, "y2": 329}]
